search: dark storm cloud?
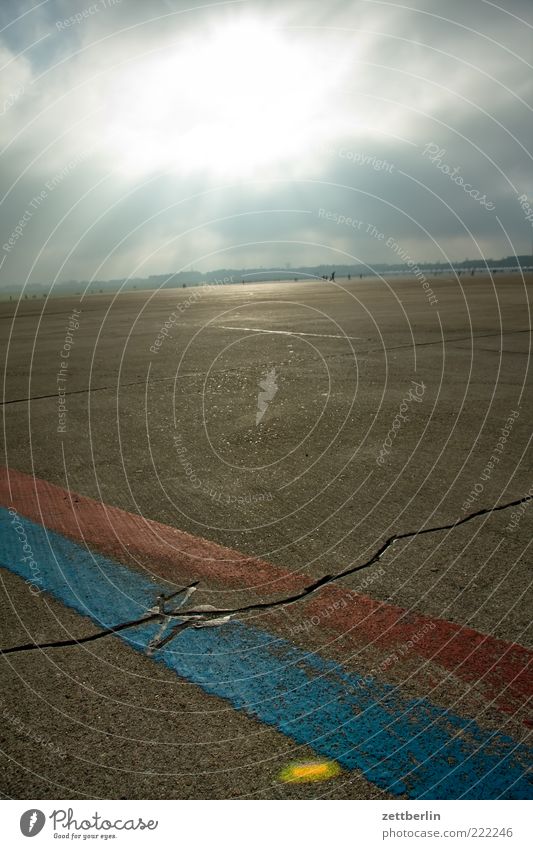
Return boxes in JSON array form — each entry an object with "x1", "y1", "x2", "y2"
[{"x1": 1, "y1": 0, "x2": 531, "y2": 290}]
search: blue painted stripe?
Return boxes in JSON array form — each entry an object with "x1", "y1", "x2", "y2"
[{"x1": 1, "y1": 507, "x2": 531, "y2": 800}]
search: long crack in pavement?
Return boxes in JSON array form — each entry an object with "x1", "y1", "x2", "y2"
[{"x1": 1, "y1": 494, "x2": 531, "y2": 656}]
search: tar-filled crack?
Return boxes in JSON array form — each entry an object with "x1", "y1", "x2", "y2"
[{"x1": 1, "y1": 494, "x2": 531, "y2": 657}]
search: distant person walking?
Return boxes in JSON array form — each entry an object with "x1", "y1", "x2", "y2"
[{"x1": 330, "y1": 271, "x2": 336, "y2": 282}]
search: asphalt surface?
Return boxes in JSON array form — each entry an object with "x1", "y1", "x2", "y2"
[{"x1": 0, "y1": 272, "x2": 531, "y2": 798}]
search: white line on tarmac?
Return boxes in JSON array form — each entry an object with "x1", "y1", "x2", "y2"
[{"x1": 215, "y1": 325, "x2": 361, "y2": 340}]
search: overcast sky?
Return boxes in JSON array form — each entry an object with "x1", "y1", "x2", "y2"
[{"x1": 1, "y1": 0, "x2": 532, "y2": 289}]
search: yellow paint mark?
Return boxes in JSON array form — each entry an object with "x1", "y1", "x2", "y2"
[{"x1": 279, "y1": 760, "x2": 342, "y2": 783}]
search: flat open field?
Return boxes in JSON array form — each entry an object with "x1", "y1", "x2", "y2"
[{"x1": 0, "y1": 272, "x2": 531, "y2": 799}]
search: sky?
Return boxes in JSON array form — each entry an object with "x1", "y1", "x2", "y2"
[{"x1": 1, "y1": 0, "x2": 532, "y2": 289}]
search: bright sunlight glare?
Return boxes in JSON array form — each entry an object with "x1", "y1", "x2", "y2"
[{"x1": 105, "y1": 18, "x2": 352, "y2": 178}]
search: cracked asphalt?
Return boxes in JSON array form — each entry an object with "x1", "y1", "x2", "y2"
[{"x1": 1, "y1": 272, "x2": 532, "y2": 798}]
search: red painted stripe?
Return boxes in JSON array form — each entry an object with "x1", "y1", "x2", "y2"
[
  {"x1": 299, "y1": 591, "x2": 531, "y2": 721},
  {"x1": 0, "y1": 466, "x2": 303, "y2": 594},
  {"x1": 1, "y1": 466, "x2": 531, "y2": 722}
]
